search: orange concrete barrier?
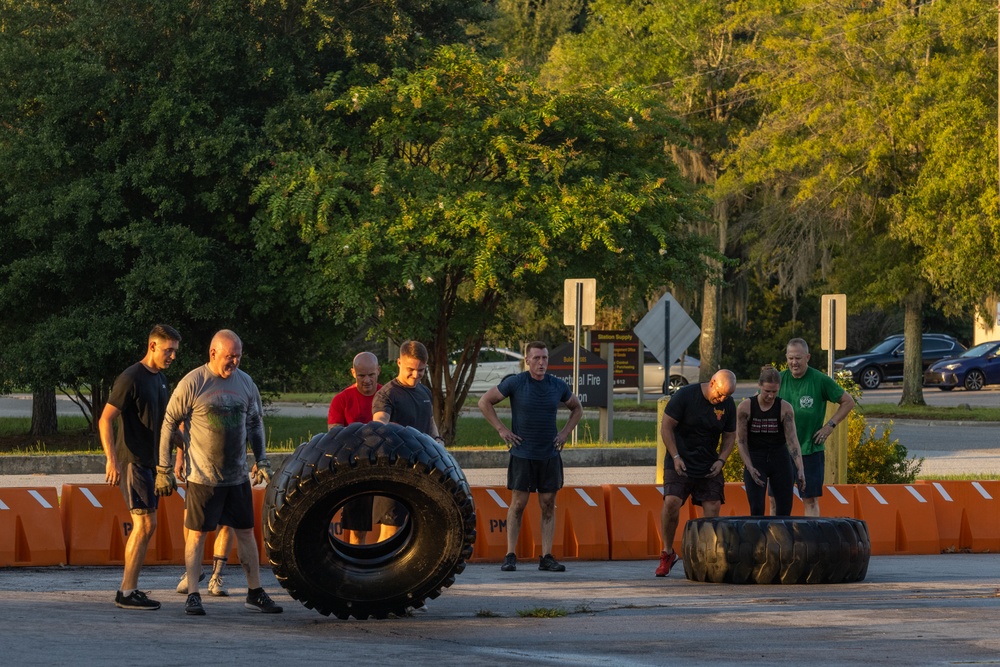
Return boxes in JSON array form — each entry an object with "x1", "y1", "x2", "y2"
[
  {"x1": 920, "y1": 481, "x2": 1000, "y2": 553},
  {"x1": 853, "y1": 484, "x2": 940, "y2": 555},
  {"x1": 62, "y1": 484, "x2": 142, "y2": 565},
  {"x1": 602, "y1": 484, "x2": 703, "y2": 558},
  {"x1": 816, "y1": 484, "x2": 858, "y2": 518},
  {"x1": 167, "y1": 484, "x2": 266, "y2": 565},
  {"x1": 0, "y1": 487, "x2": 66, "y2": 566},
  {"x1": 468, "y1": 486, "x2": 514, "y2": 562},
  {"x1": 719, "y1": 483, "x2": 752, "y2": 516},
  {"x1": 149, "y1": 489, "x2": 185, "y2": 565},
  {"x1": 723, "y1": 481, "x2": 817, "y2": 516},
  {"x1": 523, "y1": 485, "x2": 608, "y2": 561},
  {"x1": 468, "y1": 485, "x2": 609, "y2": 562},
  {"x1": 603, "y1": 484, "x2": 666, "y2": 560}
]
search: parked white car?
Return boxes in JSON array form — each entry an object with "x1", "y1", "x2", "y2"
[
  {"x1": 449, "y1": 347, "x2": 524, "y2": 393},
  {"x1": 642, "y1": 349, "x2": 701, "y2": 394}
]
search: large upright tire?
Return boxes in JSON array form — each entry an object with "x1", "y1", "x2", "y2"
[
  {"x1": 262, "y1": 421, "x2": 476, "y2": 619},
  {"x1": 682, "y1": 516, "x2": 870, "y2": 585}
]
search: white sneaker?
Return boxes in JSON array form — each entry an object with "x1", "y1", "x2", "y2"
[
  {"x1": 176, "y1": 570, "x2": 205, "y2": 595},
  {"x1": 208, "y1": 574, "x2": 228, "y2": 597}
]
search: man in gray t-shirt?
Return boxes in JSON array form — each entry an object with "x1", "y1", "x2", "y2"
[{"x1": 156, "y1": 329, "x2": 282, "y2": 616}]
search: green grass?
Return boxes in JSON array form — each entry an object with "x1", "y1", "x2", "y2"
[
  {"x1": 264, "y1": 415, "x2": 330, "y2": 450},
  {"x1": 859, "y1": 403, "x2": 1000, "y2": 421},
  {"x1": 6, "y1": 397, "x2": 999, "y2": 456},
  {"x1": 0, "y1": 414, "x2": 658, "y2": 454},
  {"x1": 273, "y1": 392, "x2": 660, "y2": 412}
]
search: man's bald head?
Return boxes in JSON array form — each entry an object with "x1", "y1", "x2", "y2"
[
  {"x1": 704, "y1": 369, "x2": 737, "y2": 405},
  {"x1": 209, "y1": 329, "x2": 243, "y2": 379},
  {"x1": 351, "y1": 351, "x2": 381, "y2": 396}
]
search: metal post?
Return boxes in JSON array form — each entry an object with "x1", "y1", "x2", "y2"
[
  {"x1": 572, "y1": 281, "x2": 582, "y2": 446},
  {"x1": 637, "y1": 352, "x2": 644, "y2": 404},
  {"x1": 599, "y1": 342, "x2": 614, "y2": 442},
  {"x1": 828, "y1": 299, "x2": 836, "y2": 378},
  {"x1": 663, "y1": 298, "x2": 671, "y2": 394}
]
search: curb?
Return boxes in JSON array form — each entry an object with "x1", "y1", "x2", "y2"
[{"x1": 0, "y1": 447, "x2": 659, "y2": 476}]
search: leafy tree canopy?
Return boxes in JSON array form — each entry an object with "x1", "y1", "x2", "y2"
[{"x1": 253, "y1": 44, "x2": 715, "y2": 439}]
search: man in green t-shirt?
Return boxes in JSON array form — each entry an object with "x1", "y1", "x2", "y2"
[{"x1": 778, "y1": 338, "x2": 856, "y2": 517}]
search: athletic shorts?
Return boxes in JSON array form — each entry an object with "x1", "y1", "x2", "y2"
[
  {"x1": 662, "y1": 466, "x2": 725, "y2": 507},
  {"x1": 507, "y1": 454, "x2": 563, "y2": 494},
  {"x1": 120, "y1": 463, "x2": 157, "y2": 515},
  {"x1": 340, "y1": 495, "x2": 374, "y2": 532},
  {"x1": 184, "y1": 481, "x2": 254, "y2": 532},
  {"x1": 801, "y1": 451, "x2": 825, "y2": 499}
]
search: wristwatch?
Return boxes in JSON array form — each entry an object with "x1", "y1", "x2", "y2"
[{"x1": 827, "y1": 420, "x2": 837, "y2": 429}]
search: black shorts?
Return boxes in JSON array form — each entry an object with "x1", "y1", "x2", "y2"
[
  {"x1": 184, "y1": 481, "x2": 255, "y2": 532},
  {"x1": 801, "y1": 451, "x2": 825, "y2": 499},
  {"x1": 120, "y1": 463, "x2": 157, "y2": 515},
  {"x1": 340, "y1": 495, "x2": 374, "y2": 532},
  {"x1": 662, "y1": 467, "x2": 725, "y2": 507},
  {"x1": 507, "y1": 454, "x2": 563, "y2": 493}
]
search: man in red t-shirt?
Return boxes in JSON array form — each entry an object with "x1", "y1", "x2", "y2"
[
  {"x1": 328, "y1": 352, "x2": 381, "y2": 428},
  {"x1": 328, "y1": 351, "x2": 381, "y2": 544}
]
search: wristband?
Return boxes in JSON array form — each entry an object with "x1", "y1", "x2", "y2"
[
  {"x1": 717, "y1": 457, "x2": 726, "y2": 464},
  {"x1": 672, "y1": 454, "x2": 680, "y2": 460}
]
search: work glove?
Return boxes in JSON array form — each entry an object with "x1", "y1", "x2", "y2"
[
  {"x1": 251, "y1": 458, "x2": 272, "y2": 486},
  {"x1": 155, "y1": 465, "x2": 177, "y2": 497}
]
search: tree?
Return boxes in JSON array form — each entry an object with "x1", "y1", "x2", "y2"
[
  {"x1": 253, "y1": 45, "x2": 714, "y2": 442},
  {"x1": 0, "y1": 0, "x2": 488, "y2": 432},
  {"x1": 541, "y1": 0, "x2": 768, "y2": 379},
  {"x1": 726, "y1": 0, "x2": 999, "y2": 405},
  {"x1": 484, "y1": 0, "x2": 585, "y2": 70}
]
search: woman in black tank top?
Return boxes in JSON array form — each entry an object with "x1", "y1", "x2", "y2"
[{"x1": 735, "y1": 366, "x2": 806, "y2": 515}]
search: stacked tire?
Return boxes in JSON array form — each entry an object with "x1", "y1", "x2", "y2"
[
  {"x1": 682, "y1": 516, "x2": 870, "y2": 584},
  {"x1": 262, "y1": 422, "x2": 477, "y2": 619}
]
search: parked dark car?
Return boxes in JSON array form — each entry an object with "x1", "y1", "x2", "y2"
[
  {"x1": 923, "y1": 341, "x2": 1000, "y2": 391},
  {"x1": 833, "y1": 333, "x2": 966, "y2": 390}
]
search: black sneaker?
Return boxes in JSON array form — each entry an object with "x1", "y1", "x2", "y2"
[
  {"x1": 538, "y1": 554, "x2": 566, "y2": 572},
  {"x1": 185, "y1": 592, "x2": 206, "y2": 616},
  {"x1": 115, "y1": 590, "x2": 160, "y2": 611},
  {"x1": 245, "y1": 588, "x2": 283, "y2": 614},
  {"x1": 500, "y1": 553, "x2": 517, "y2": 572}
]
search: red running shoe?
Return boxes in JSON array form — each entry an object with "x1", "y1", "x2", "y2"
[{"x1": 655, "y1": 550, "x2": 679, "y2": 577}]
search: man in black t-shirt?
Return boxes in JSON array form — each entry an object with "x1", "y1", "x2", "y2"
[
  {"x1": 98, "y1": 324, "x2": 181, "y2": 610},
  {"x1": 655, "y1": 369, "x2": 737, "y2": 578},
  {"x1": 372, "y1": 341, "x2": 443, "y2": 537},
  {"x1": 372, "y1": 341, "x2": 441, "y2": 438}
]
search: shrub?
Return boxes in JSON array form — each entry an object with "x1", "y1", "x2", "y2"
[{"x1": 839, "y1": 370, "x2": 923, "y2": 484}]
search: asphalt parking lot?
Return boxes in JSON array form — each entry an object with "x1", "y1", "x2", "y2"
[{"x1": 2, "y1": 555, "x2": 998, "y2": 666}]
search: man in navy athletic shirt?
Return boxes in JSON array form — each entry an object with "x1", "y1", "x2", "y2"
[{"x1": 479, "y1": 341, "x2": 583, "y2": 573}]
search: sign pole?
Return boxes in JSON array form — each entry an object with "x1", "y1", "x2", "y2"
[
  {"x1": 573, "y1": 281, "x2": 583, "y2": 446},
  {"x1": 663, "y1": 298, "x2": 671, "y2": 394},
  {"x1": 599, "y1": 342, "x2": 614, "y2": 441},
  {"x1": 828, "y1": 299, "x2": 836, "y2": 379}
]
